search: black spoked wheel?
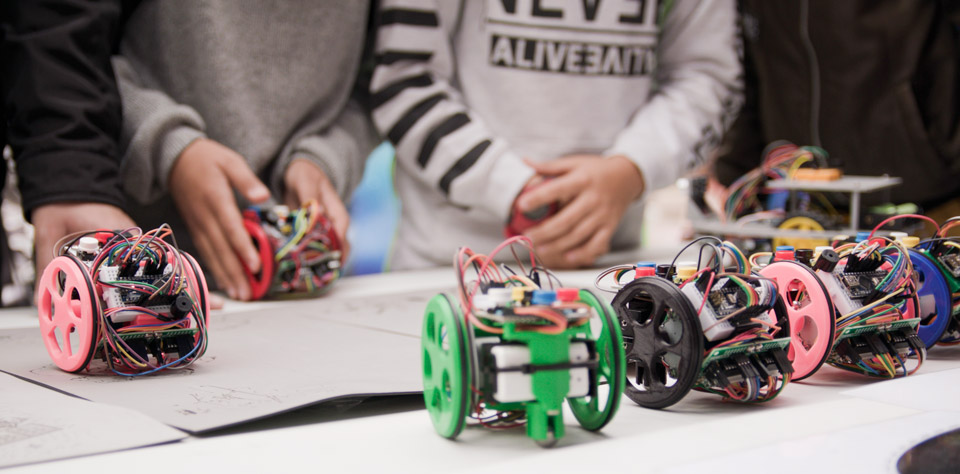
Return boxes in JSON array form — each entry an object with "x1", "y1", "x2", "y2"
[{"x1": 612, "y1": 277, "x2": 704, "y2": 409}]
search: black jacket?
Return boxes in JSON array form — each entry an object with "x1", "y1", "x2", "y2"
[
  {"x1": 715, "y1": 0, "x2": 960, "y2": 208},
  {"x1": 1, "y1": 0, "x2": 132, "y2": 220}
]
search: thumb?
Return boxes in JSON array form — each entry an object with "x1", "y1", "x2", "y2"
[{"x1": 222, "y1": 160, "x2": 270, "y2": 203}]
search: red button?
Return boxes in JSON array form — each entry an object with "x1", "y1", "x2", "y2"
[{"x1": 556, "y1": 288, "x2": 579, "y2": 302}]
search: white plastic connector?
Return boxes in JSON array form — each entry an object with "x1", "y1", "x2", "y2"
[
  {"x1": 77, "y1": 237, "x2": 100, "y2": 255},
  {"x1": 814, "y1": 246, "x2": 834, "y2": 260},
  {"x1": 817, "y1": 270, "x2": 860, "y2": 316},
  {"x1": 486, "y1": 288, "x2": 513, "y2": 307},
  {"x1": 489, "y1": 342, "x2": 591, "y2": 403},
  {"x1": 472, "y1": 294, "x2": 496, "y2": 311},
  {"x1": 681, "y1": 284, "x2": 732, "y2": 341},
  {"x1": 273, "y1": 205, "x2": 290, "y2": 217},
  {"x1": 889, "y1": 232, "x2": 908, "y2": 242},
  {"x1": 567, "y1": 342, "x2": 590, "y2": 398}
]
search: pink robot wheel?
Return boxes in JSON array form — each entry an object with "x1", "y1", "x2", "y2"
[
  {"x1": 759, "y1": 261, "x2": 836, "y2": 380},
  {"x1": 36, "y1": 256, "x2": 101, "y2": 372}
]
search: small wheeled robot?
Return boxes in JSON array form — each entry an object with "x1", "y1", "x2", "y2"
[
  {"x1": 36, "y1": 226, "x2": 209, "y2": 375},
  {"x1": 422, "y1": 236, "x2": 625, "y2": 447},
  {"x1": 756, "y1": 217, "x2": 926, "y2": 378},
  {"x1": 897, "y1": 216, "x2": 960, "y2": 346},
  {"x1": 597, "y1": 238, "x2": 794, "y2": 409},
  {"x1": 690, "y1": 141, "x2": 916, "y2": 252},
  {"x1": 241, "y1": 200, "x2": 342, "y2": 300}
]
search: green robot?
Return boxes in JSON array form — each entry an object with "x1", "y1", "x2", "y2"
[{"x1": 421, "y1": 237, "x2": 625, "y2": 447}]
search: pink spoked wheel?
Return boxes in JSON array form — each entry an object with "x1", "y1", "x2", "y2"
[
  {"x1": 181, "y1": 252, "x2": 210, "y2": 324},
  {"x1": 759, "y1": 261, "x2": 836, "y2": 380},
  {"x1": 36, "y1": 256, "x2": 101, "y2": 372}
]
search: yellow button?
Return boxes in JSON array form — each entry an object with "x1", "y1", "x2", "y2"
[{"x1": 676, "y1": 266, "x2": 697, "y2": 282}]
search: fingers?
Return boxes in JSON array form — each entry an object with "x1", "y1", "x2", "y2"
[
  {"x1": 285, "y1": 159, "x2": 351, "y2": 261},
  {"x1": 705, "y1": 176, "x2": 729, "y2": 216},
  {"x1": 190, "y1": 232, "x2": 231, "y2": 298},
  {"x1": 209, "y1": 180, "x2": 261, "y2": 280},
  {"x1": 208, "y1": 293, "x2": 225, "y2": 310},
  {"x1": 564, "y1": 225, "x2": 613, "y2": 267},
  {"x1": 517, "y1": 173, "x2": 585, "y2": 212},
  {"x1": 318, "y1": 179, "x2": 351, "y2": 261},
  {"x1": 211, "y1": 160, "x2": 263, "y2": 274},
  {"x1": 524, "y1": 192, "x2": 594, "y2": 247},
  {"x1": 523, "y1": 156, "x2": 583, "y2": 176},
  {"x1": 195, "y1": 217, "x2": 252, "y2": 301},
  {"x1": 221, "y1": 157, "x2": 270, "y2": 204},
  {"x1": 32, "y1": 224, "x2": 63, "y2": 294},
  {"x1": 536, "y1": 211, "x2": 602, "y2": 259},
  {"x1": 31, "y1": 203, "x2": 139, "y2": 294}
]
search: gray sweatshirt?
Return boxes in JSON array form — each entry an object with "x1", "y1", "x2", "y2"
[
  {"x1": 371, "y1": 0, "x2": 741, "y2": 269},
  {"x1": 115, "y1": 0, "x2": 377, "y2": 205}
]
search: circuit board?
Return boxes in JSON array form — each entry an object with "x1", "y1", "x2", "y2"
[
  {"x1": 833, "y1": 319, "x2": 919, "y2": 344},
  {"x1": 114, "y1": 328, "x2": 198, "y2": 341},
  {"x1": 701, "y1": 337, "x2": 791, "y2": 367},
  {"x1": 837, "y1": 271, "x2": 887, "y2": 299},
  {"x1": 939, "y1": 253, "x2": 960, "y2": 278},
  {"x1": 707, "y1": 288, "x2": 744, "y2": 316},
  {"x1": 478, "y1": 306, "x2": 594, "y2": 324},
  {"x1": 98, "y1": 265, "x2": 177, "y2": 307}
]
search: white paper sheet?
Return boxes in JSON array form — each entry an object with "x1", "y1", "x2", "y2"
[
  {"x1": 0, "y1": 287, "x2": 435, "y2": 433},
  {"x1": 0, "y1": 372, "x2": 185, "y2": 469}
]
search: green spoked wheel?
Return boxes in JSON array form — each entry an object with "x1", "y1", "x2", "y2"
[
  {"x1": 422, "y1": 294, "x2": 472, "y2": 439},
  {"x1": 568, "y1": 289, "x2": 626, "y2": 431}
]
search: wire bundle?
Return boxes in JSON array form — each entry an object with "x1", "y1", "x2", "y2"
[
  {"x1": 455, "y1": 236, "x2": 584, "y2": 335},
  {"x1": 672, "y1": 239, "x2": 788, "y2": 401},
  {"x1": 57, "y1": 225, "x2": 208, "y2": 376},
  {"x1": 598, "y1": 237, "x2": 790, "y2": 402},
  {"x1": 830, "y1": 236, "x2": 924, "y2": 377},
  {"x1": 723, "y1": 141, "x2": 829, "y2": 222},
  {"x1": 264, "y1": 200, "x2": 342, "y2": 294},
  {"x1": 916, "y1": 216, "x2": 960, "y2": 343},
  {"x1": 454, "y1": 235, "x2": 589, "y2": 428},
  {"x1": 700, "y1": 331, "x2": 790, "y2": 402}
]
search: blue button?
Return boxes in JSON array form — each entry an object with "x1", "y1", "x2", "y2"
[{"x1": 531, "y1": 290, "x2": 557, "y2": 305}]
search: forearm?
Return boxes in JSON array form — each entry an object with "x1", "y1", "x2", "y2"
[
  {"x1": 113, "y1": 56, "x2": 207, "y2": 205},
  {"x1": 371, "y1": 0, "x2": 534, "y2": 221},
  {"x1": 605, "y1": 0, "x2": 742, "y2": 194},
  {"x1": 271, "y1": 99, "x2": 380, "y2": 202},
  {"x1": 1, "y1": 0, "x2": 127, "y2": 219}
]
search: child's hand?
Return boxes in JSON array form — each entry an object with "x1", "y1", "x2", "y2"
[
  {"x1": 282, "y1": 158, "x2": 351, "y2": 260},
  {"x1": 705, "y1": 175, "x2": 729, "y2": 218},
  {"x1": 169, "y1": 138, "x2": 270, "y2": 300},
  {"x1": 520, "y1": 155, "x2": 644, "y2": 268},
  {"x1": 32, "y1": 203, "x2": 136, "y2": 292}
]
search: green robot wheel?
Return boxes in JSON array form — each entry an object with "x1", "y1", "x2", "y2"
[
  {"x1": 422, "y1": 294, "x2": 472, "y2": 439},
  {"x1": 568, "y1": 289, "x2": 626, "y2": 431}
]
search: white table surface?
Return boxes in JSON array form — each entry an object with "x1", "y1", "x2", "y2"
[{"x1": 3, "y1": 263, "x2": 959, "y2": 473}]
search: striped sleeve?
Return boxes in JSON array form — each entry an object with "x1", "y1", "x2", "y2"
[
  {"x1": 370, "y1": 0, "x2": 534, "y2": 221},
  {"x1": 603, "y1": 0, "x2": 742, "y2": 192}
]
